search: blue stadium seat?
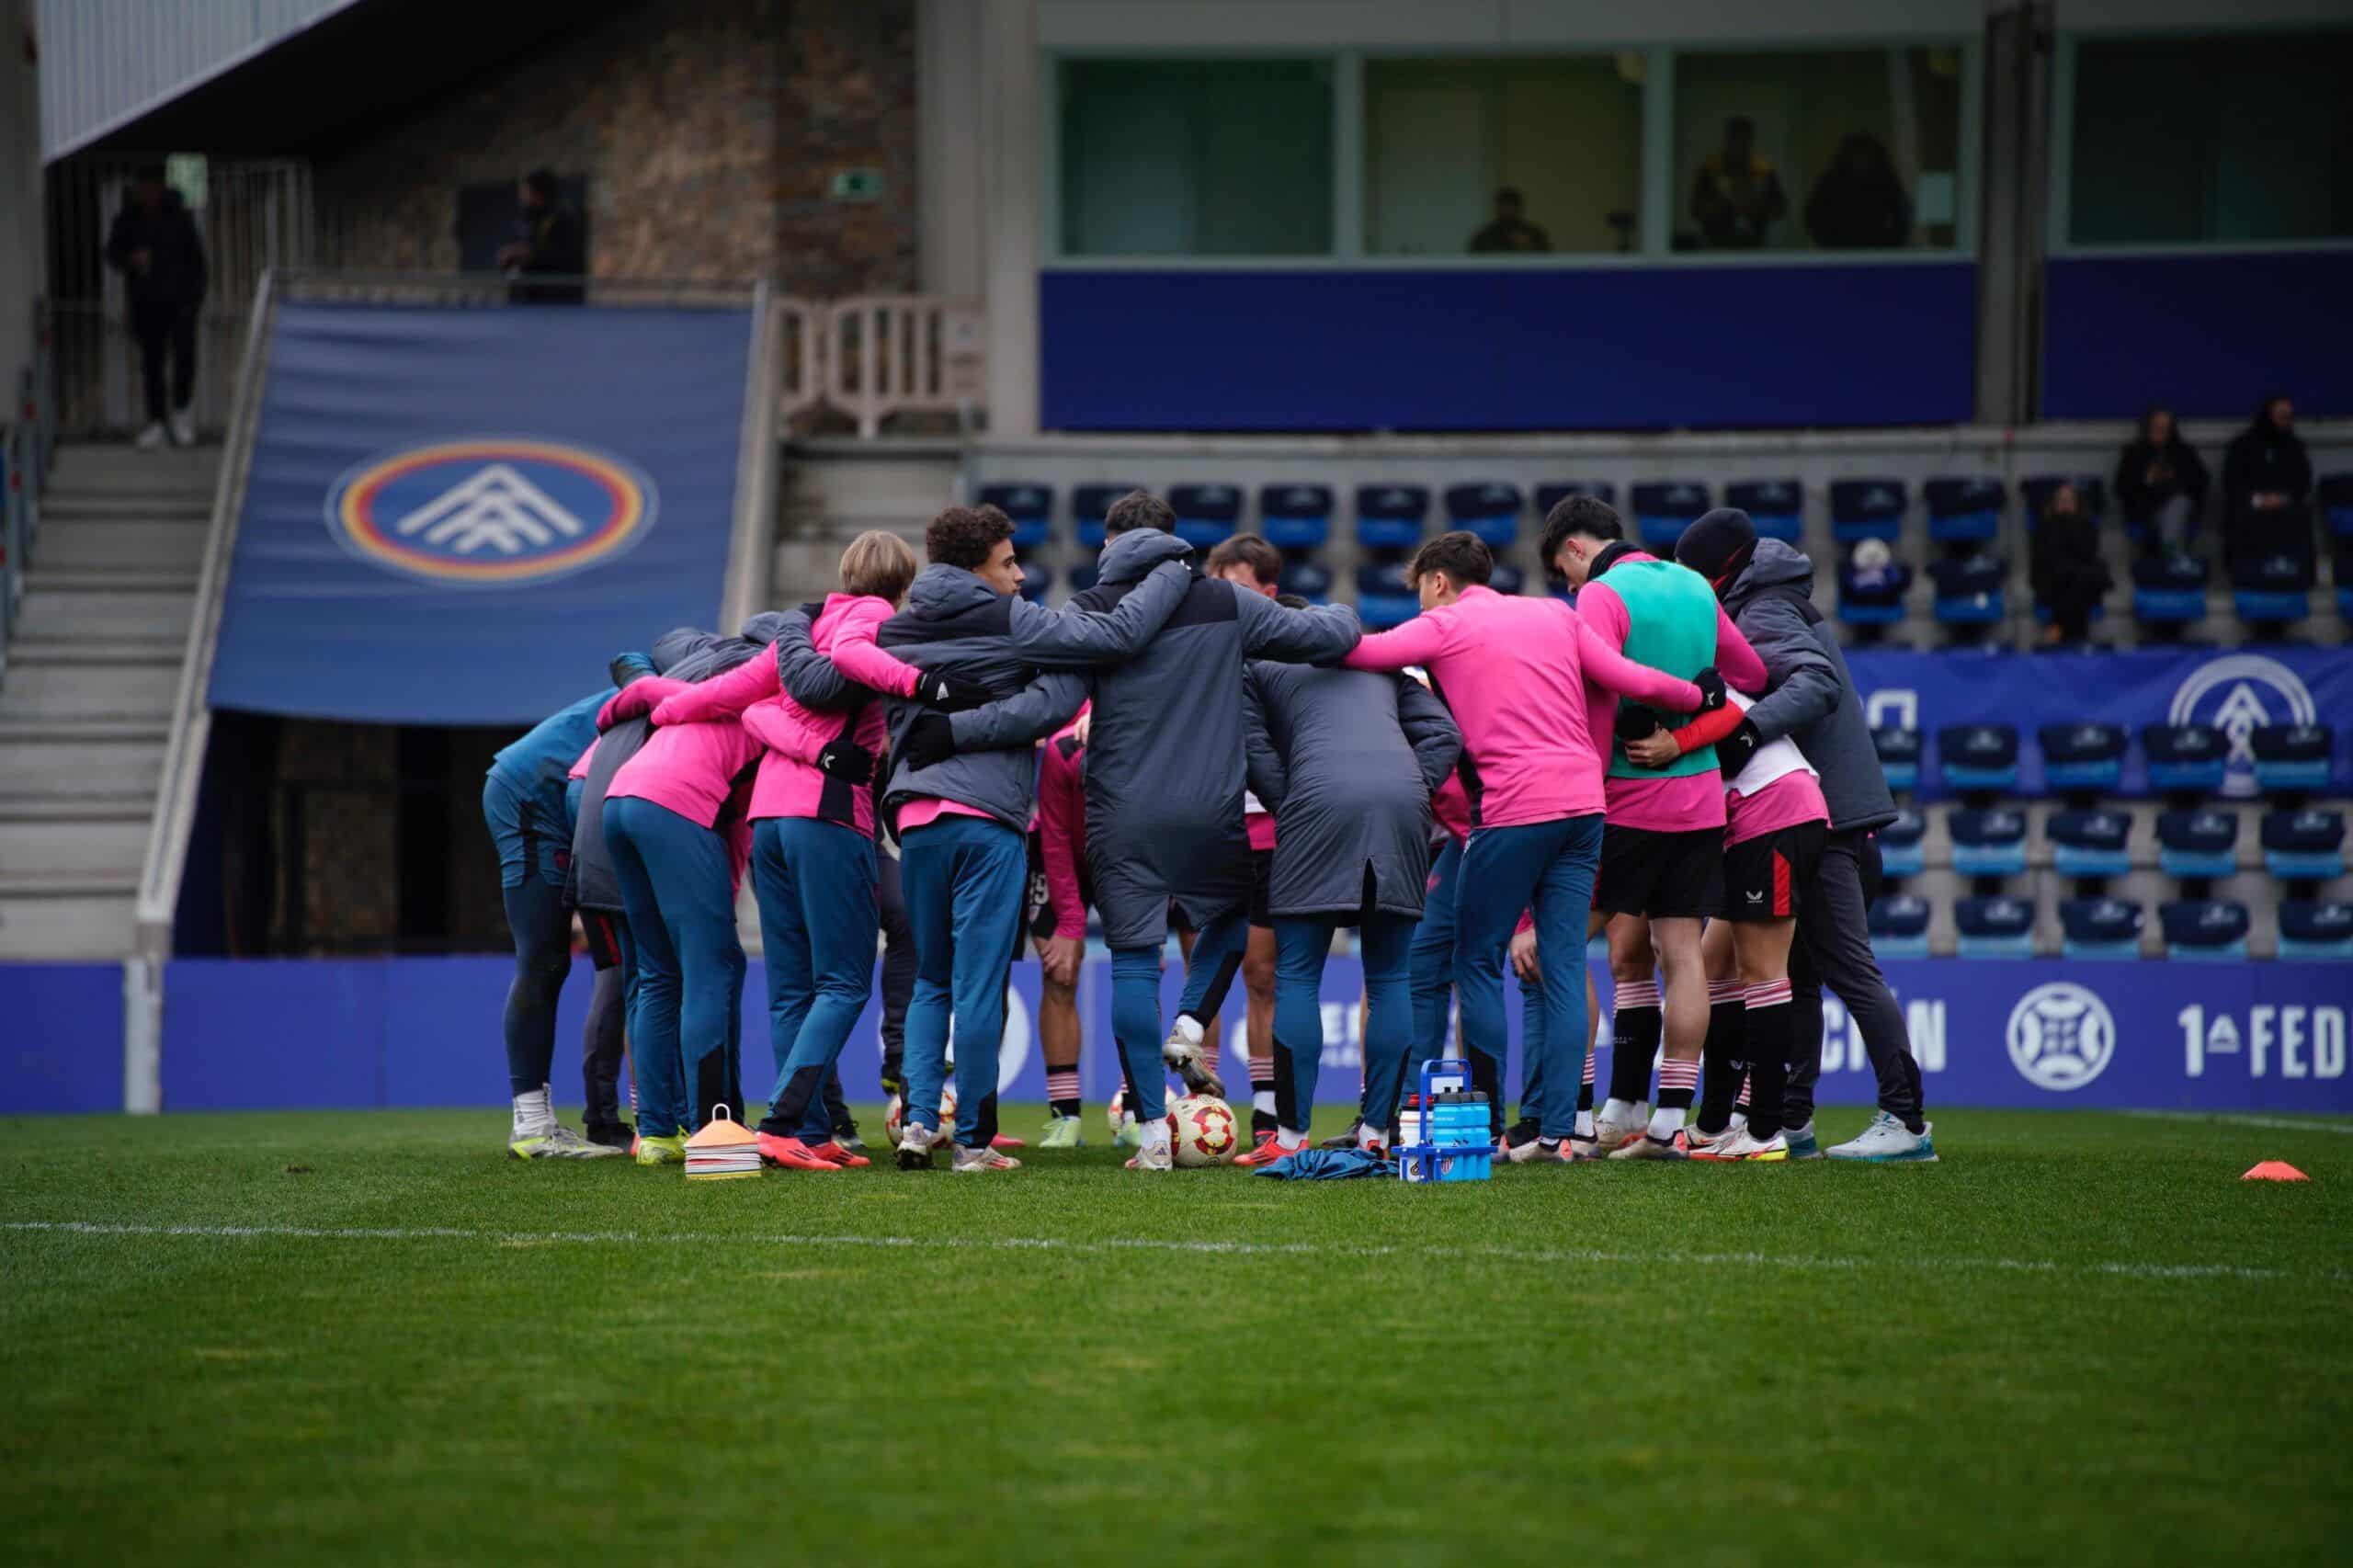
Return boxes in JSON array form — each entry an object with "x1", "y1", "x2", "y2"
[
  {"x1": 1356, "y1": 484, "x2": 1430, "y2": 551},
  {"x1": 1445, "y1": 483, "x2": 1523, "y2": 550},
  {"x1": 2278, "y1": 899, "x2": 2353, "y2": 961},
  {"x1": 1924, "y1": 476, "x2": 2004, "y2": 545},
  {"x1": 1630, "y1": 481, "x2": 1709, "y2": 552},
  {"x1": 2049, "y1": 809, "x2": 2132, "y2": 879},
  {"x1": 1955, "y1": 895, "x2": 2036, "y2": 959},
  {"x1": 2155, "y1": 809, "x2": 2240, "y2": 879},
  {"x1": 1073, "y1": 483, "x2": 1143, "y2": 550},
  {"x1": 2161, "y1": 898, "x2": 2250, "y2": 960},
  {"x1": 1726, "y1": 479, "x2": 1802, "y2": 543},
  {"x1": 2262, "y1": 808, "x2": 2346, "y2": 880},
  {"x1": 1356, "y1": 560, "x2": 1417, "y2": 629},
  {"x1": 1066, "y1": 562, "x2": 1099, "y2": 594},
  {"x1": 1949, "y1": 807, "x2": 2029, "y2": 877},
  {"x1": 2020, "y1": 473, "x2": 2107, "y2": 528},
  {"x1": 1829, "y1": 478, "x2": 1906, "y2": 543},
  {"x1": 1488, "y1": 562, "x2": 1525, "y2": 597},
  {"x1": 2319, "y1": 473, "x2": 2353, "y2": 541},
  {"x1": 1279, "y1": 561, "x2": 1334, "y2": 604},
  {"x1": 1873, "y1": 727, "x2": 1921, "y2": 793},
  {"x1": 1838, "y1": 558, "x2": 1912, "y2": 625},
  {"x1": 1938, "y1": 723, "x2": 2019, "y2": 793},
  {"x1": 1533, "y1": 481, "x2": 1617, "y2": 520},
  {"x1": 978, "y1": 482, "x2": 1053, "y2": 551},
  {"x1": 2251, "y1": 724, "x2": 2331, "y2": 794},
  {"x1": 2232, "y1": 553, "x2": 2312, "y2": 629},
  {"x1": 1017, "y1": 571, "x2": 1050, "y2": 603},
  {"x1": 1927, "y1": 554, "x2": 2005, "y2": 627},
  {"x1": 2131, "y1": 551, "x2": 2208, "y2": 625},
  {"x1": 2039, "y1": 722, "x2": 2127, "y2": 793},
  {"x1": 1875, "y1": 807, "x2": 1927, "y2": 879},
  {"x1": 1258, "y1": 483, "x2": 1335, "y2": 552},
  {"x1": 1868, "y1": 893, "x2": 1932, "y2": 959},
  {"x1": 2060, "y1": 897, "x2": 2144, "y2": 960},
  {"x1": 2143, "y1": 723, "x2": 2228, "y2": 795},
  {"x1": 1168, "y1": 483, "x2": 1242, "y2": 550}
]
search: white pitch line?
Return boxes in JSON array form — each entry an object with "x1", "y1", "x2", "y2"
[
  {"x1": 1, "y1": 1221, "x2": 2336, "y2": 1285},
  {"x1": 2124, "y1": 1111, "x2": 2353, "y2": 1137}
]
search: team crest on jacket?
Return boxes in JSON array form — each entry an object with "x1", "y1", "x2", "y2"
[{"x1": 324, "y1": 437, "x2": 657, "y2": 585}]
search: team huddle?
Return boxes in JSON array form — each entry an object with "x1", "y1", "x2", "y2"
[{"x1": 481, "y1": 490, "x2": 1936, "y2": 1175}]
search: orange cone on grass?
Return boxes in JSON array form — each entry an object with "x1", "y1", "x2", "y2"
[{"x1": 2241, "y1": 1161, "x2": 2310, "y2": 1182}]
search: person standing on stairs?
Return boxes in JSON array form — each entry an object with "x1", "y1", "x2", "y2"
[{"x1": 105, "y1": 165, "x2": 208, "y2": 451}]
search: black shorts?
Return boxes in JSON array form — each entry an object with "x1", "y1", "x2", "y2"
[
  {"x1": 1249, "y1": 847, "x2": 1273, "y2": 928},
  {"x1": 1722, "y1": 821, "x2": 1826, "y2": 923},
  {"x1": 1027, "y1": 829, "x2": 1090, "y2": 939},
  {"x1": 580, "y1": 907, "x2": 627, "y2": 971},
  {"x1": 1596, "y1": 824, "x2": 1724, "y2": 920}
]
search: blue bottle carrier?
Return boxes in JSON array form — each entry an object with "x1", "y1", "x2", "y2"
[{"x1": 1394, "y1": 1059, "x2": 1495, "y2": 1183}]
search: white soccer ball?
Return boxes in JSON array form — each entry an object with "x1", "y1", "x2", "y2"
[
  {"x1": 1168, "y1": 1095, "x2": 1239, "y2": 1167},
  {"x1": 886, "y1": 1083, "x2": 957, "y2": 1148}
]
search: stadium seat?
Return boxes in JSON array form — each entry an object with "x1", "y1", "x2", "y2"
[
  {"x1": 1938, "y1": 723, "x2": 2019, "y2": 792},
  {"x1": 2020, "y1": 473, "x2": 2107, "y2": 528},
  {"x1": 1356, "y1": 560, "x2": 1417, "y2": 629},
  {"x1": 1017, "y1": 572, "x2": 1050, "y2": 603},
  {"x1": 1867, "y1": 893, "x2": 1932, "y2": 959},
  {"x1": 1927, "y1": 554, "x2": 2005, "y2": 628},
  {"x1": 2319, "y1": 473, "x2": 2353, "y2": 541},
  {"x1": 1258, "y1": 483, "x2": 1335, "y2": 551},
  {"x1": 2277, "y1": 899, "x2": 2353, "y2": 961},
  {"x1": 1488, "y1": 562, "x2": 1525, "y2": 597},
  {"x1": 1872, "y1": 727, "x2": 1921, "y2": 793},
  {"x1": 1279, "y1": 560, "x2": 1334, "y2": 604},
  {"x1": 2155, "y1": 809, "x2": 2240, "y2": 880},
  {"x1": 1949, "y1": 807, "x2": 2029, "y2": 877},
  {"x1": 2261, "y1": 808, "x2": 2346, "y2": 880},
  {"x1": 1445, "y1": 482, "x2": 1523, "y2": 550},
  {"x1": 1726, "y1": 479, "x2": 1802, "y2": 542},
  {"x1": 1924, "y1": 476, "x2": 2004, "y2": 545},
  {"x1": 1630, "y1": 481, "x2": 1709, "y2": 552},
  {"x1": 1066, "y1": 561, "x2": 1099, "y2": 594},
  {"x1": 1355, "y1": 484, "x2": 1430, "y2": 551},
  {"x1": 2060, "y1": 897, "x2": 2144, "y2": 960},
  {"x1": 1533, "y1": 481, "x2": 1616, "y2": 520},
  {"x1": 2048, "y1": 809, "x2": 2132, "y2": 879},
  {"x1": 1829, "y1": 478, "x2": 1906, "y2": 543},
  {"x1": 1837, "y1": 557, "x2": 1912, "y2": 626},
  {"x1": 2143, "y1": 723, "x2": 2228, "y2": 795},
  {"x1": 2131, "y1": 551, "x2": 2209, "y2": 626},
  {"x1": 2231, "y1": 552, "x2": 2312, "y2": 629},
  {"x1": 1875, "y1": 807, "x2": 1927, "y2": 879},
  {"x1": 2160, "y1": 898, "x2": 2250, "y2": 960},
  {"x1": 978, "y1": 482, "x2": 1053, "y2": 551},
  {"x1": 2038, "y1": 722, "x2": 2127, "y2": 793},
  {"x1": 1168, "y1": 483, "x2": 1242, "y2": 550},
  {"x1": 1073, "y1": 482, "x2": 1143, "y2": 550},
  {"x1": 1955, "y1": 895, "x2": 2036, "y2": 959},
  {"x1": 2251, "y1": 724, "x2": 2332, "y2": 794}
]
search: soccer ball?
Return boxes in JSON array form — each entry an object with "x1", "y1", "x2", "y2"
[
  {"x1": 1107, "y1": 1085, "x2": 1134, "y2": 1140},
  {"x1": 886, "y1": 1083, "x2": 957, "y2": 1148},
  {"x1": 1168, "y1": 1095, "x2": 1238, "y2": 1167}
]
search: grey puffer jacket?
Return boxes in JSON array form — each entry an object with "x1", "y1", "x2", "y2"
[
  {"x1": 1071, "y1": 551, "x2": 1362, "y2": 949},
  {"x1": 1243, "y1": 664, "x2": 1460, "y2": 920},
  {"x1": 873, "y1": 532, "x2": 1193, "y2": 836},
  {"x1": 1720, "y1": 540, "x2": 1896, "y2": 834}
]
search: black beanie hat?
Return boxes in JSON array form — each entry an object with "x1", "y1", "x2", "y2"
[{"x1": 1676, "y1": 507, "x2": 1757, "y2": 583}]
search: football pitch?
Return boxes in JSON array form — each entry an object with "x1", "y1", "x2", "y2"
[{"x1": 3, "y1": 1106, "x2": 2347, "y2": 1566}]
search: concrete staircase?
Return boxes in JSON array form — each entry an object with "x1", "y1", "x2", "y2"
[{"x1": 0, "y1": 442, "x2": 216, "y2": 960}]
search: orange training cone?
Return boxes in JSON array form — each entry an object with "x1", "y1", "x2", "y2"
[{"x1": 2241, "y1": 1161, "x2": 2310, "y2": 1182}]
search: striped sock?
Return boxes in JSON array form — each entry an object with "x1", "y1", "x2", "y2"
[
  {"x1": 1608, "y1": 979, "x2": 1662, "y2": 1106},
  {"x1": 1651, "y1": 1058, "x2": 1699, "y2": 1141},
  {"x1": 1250, "y1": 1058, "x2": 1278, "y2": 1131},
  {"x1": 1743, "y1": 979, "x2": 1794, "y2": 1142},
  {"x1": 1696, "y1": 980, "x2": 1746, "y2": 1134},
  {"x1": 1046, "y1": 1067, "x2": 1081, "y2": 1120},
  {"x1": 1575, "y1": 1046, "x2": 1597, "y2": 1136}
]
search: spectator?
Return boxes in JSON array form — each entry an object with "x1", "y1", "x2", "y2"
[
  {"x1": 2222, "y1": 394, "x2": 2313, "y2": 576},
  {"x1": 2114, "y1": 404, "x2": 2209, "y2": 556},
  {"x1": 497, "y1": 168, "x2": 586, "y2": 304},
  {"x1": 1469, "y1": 188, "x2": 1551, "y2": 254},
  {"x1": 104, "y1": 163, "x2": 208, "y2": 449},
  {"x1": 1689, "y1": 118, "x2": 1787, "y2": 248},
  {"x1": 2030, "y1": 482, "x2": 2112, "y2": 646},
  {"x1": 1803, "y1": 133, "x2": 1911, "y2": 249}
]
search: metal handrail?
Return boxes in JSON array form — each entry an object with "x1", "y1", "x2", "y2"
[
  {"x1": 272, "y1": 270, "x2": 759, "y2": 308},
  {"x1": 721, "y1": 283, "x2": 784, "y2": 634}
]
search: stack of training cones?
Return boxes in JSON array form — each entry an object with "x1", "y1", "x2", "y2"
[{"x1": 686, "y1": 1107, "x2": 761, "y2": 1180}]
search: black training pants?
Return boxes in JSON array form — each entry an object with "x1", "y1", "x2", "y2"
[
  {"x1": 131, "y1": 299, "x2": 197, "y2": 423},
  {"x1": 1785, "y1": 829, "x2": 1926, "y2": 1130}
]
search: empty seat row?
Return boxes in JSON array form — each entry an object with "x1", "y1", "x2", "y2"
[
  {"x1": 1874, "y1": 804, "x2": 2346, "y2": 881},
  {"x1": 1868, "y1": 893, "x2": 2353, "y2": 961},
  {"x1": 1871, "y1": 722, "x2": 2336, "y2": 799}
]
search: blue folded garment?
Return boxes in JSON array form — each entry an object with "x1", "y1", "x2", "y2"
[{"x1": 1251, "y1": 1148, "x2": 1392, "y2": 1180}]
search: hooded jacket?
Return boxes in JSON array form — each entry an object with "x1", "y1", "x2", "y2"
[
  {"x1": 2221, "y1": 401, "x2": 2314, "y2": 570},
  {"x1": 876, "y1": 532, "x2": 1194, "y2": 836},
  {"x1": 1716, "y1": 540, "x2": 1896, "y2": 835},
  {"x1": 105, "y1": 189, "x2": 208, "y2": 309},
  {"x1": 2114, "y1": 428, "x2": 2209, "y2": 525},
  {"x1": 1242, "y1": 663, "x2": 1460, "y2": 920},
  {"x1": 1071, "y1": 538, "x2": 1363, "y2": 949},
  {"x1": 487, "y1": 651, "x2": 655, "y2": 822}
]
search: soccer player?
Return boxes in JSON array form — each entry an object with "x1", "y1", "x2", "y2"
[
  {"x1": 1204, "y1": 534, "x2": 1288, "y2": 1140},
  {"x1": 565, "y1": 739, "x2": 633, "y2": 1150},
  {"x1": 881, "y1": 505, "x2": 1193, "y2": 1172},
  {"x1": 1067, "y1": 493, "x2": 1362, "y2": 1172},
  {"x1": 1342, "y1": 531, "x2": 1721, "y2": 1164},
  {"x1": 1540, "y1": 496, "x2": 1766, "y2": 1161},
  {"x1": 1673, "y1": 508, "x2": 1933, "y2": 1161},
  {"x1": 1029, "y1": 708, "x2": 1092, "y2": 1147}
]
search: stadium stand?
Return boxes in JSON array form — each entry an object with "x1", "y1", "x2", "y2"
[
  {"x1": 1867, "y1": 892, "x2": 1932, "y2": 960},
  {"x1": 2048, "y1": 809, "x2": 2132, "y2": 878},
  {"x1": 977, "y1": 482, "x2": 1053, "y2": 550},
  {"x1": 1877, "y1": 807, "x2": 1927, "y2": 878},
  {"x1": 2021, "y1": 473, "x2": 2107, "y2": 528},
  {"x1": 1073, "y1": 482, "x2": 1142, "y2": 549},
  {"x1": 2262, "y1": 809, "x2": 2347, "y2": 881},
  {"x1": 2060, "y1": 896, "x2": 2145, "y2": 960},
  {"x1": 1925, "y1": 476, "x2": 2004, "y2": 545},
  {"x1": 2143, "y1": 724, "x2": 2229, "y2": 795},
  {"x1": 1355, "y1": 483, "x2": 1428, "y2": 551},
  {"x1": 1279, "y1": 559, "x2": 1334, "y2": 604},
  {"x1": 1356, "y1": 557, "x2": 1416, "y2": 630},
  {"x1": 2162, "y1": 897, "x2": 2252, "y2": 960},
  {"x1": 1725, "y1": 479, "x2": 1802, "y2": 542},
  {"x1": 1258, "y1": 483, "x2": 1334, "y2": 552},
  {"x1": 2156, "y1": 809, "x2": 2241, "y2": 880},
  {"x1": 1837, "y1": 547, "x2": 1912, "y2": 631},
  {"x1": 1444, "y1": 482, "x2": 1523, "y2": 550},
  {"x1": 2277, "y1": 899, "x2": 2353, "y2": 961},
  {"x1": 1873, "y1": 726, "x2": 1922, "y2": 793},
  {"x1": 1955, "y1": 894, "x2": 2036, "y2": 958},
  {"x1": 1829, "y1": 478, "x2": 1906, "y2": 543},
  {"x1": 1168, "y1": 483, "x2": 1241, "y2": 549},
  {"x1": 1533, "y1": 481, "x2": 1615, "y2": 520},
  {"x1": 2040, "y1": 722, "x2": 2128, "y2": 794},
  {"x1": 1949, "y1": 808, "x2": 2029, "y2": 877},
  {"x1": 2251, "y1": 724, "x2": 2333, "y2": 794},
  {"x1": 1630, "y1": 480, "x2": 1709, "y2": 552},
  {"x1": 2131, "y1": 551, "x2": 2209, "y2": 632},
  {"x1": 1938, "y1": 724, "x2": 2020, "y2": 792}
]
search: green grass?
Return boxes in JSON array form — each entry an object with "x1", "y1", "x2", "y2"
[{"x1": 3, "y1": 1106, "x2": 2348, "y2": 1566}]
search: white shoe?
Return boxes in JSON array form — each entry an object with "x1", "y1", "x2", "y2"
[
  {"x1": 1825, "y1": 1111, "x2": 1938, "y2": 1163},
  {"x1": 1783, "y1": 1119, "x2": 1822, "y2": 1159},
  {"x1": 507, "y1": 1122, "x2": 620, "y2": 1159},
  {"x1": 1593, "y1": 1102, "x2": 1649, "y2": 1153},
  {"x1": 1127, "y1": 1124, "x2": 1173, "y2": 1172},
  {"x1": 1697, "y1": 1128, "x2": 1789, "y2": 1162},
  {"x1": 1162, "y1": 1022, "x2": 1224, "y2": 1097},
  {"x1": 168, "y1": 410, "x2": 196, "y2": 447},
  {"x1": 134, "y1": 422, "x2": 166, "y2": 450},
  {"x1": 952, "y1": 1144, "x2": 1022, "y2": 1173},
  {"x1": 894, "y1": 1121, "x2": 937, "y2": 1170}
]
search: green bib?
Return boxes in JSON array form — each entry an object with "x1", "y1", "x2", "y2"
[{"x1": 1603, "y1": 559, "x2": 1720, "y2": 780}]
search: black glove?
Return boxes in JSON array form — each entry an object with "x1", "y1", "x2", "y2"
[
  {"x1": 898, "y1": 711, "x2": 958, "y2": 773},
  {"x1": 814, "y1": 740, "x2": 873, "y2": 785},
  {"x1": 1714, "y1": 718, "x2": 1762, "y2": 778},
  {"x1": 913, "y1": 670, "x2": 993, "y2": 712},
  {"x1": 1614, "y1": 703, "x2": 1662, "y2": 744},
  {"x1": 1693, "y1": 665, "x2": 1728, "y2": 712}
]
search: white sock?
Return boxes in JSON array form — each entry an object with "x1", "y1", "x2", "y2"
[
  {"x1": 1171, "y1": 1015, "x2": 1204, "y2": 1047},
  {"x1": 1253, "y1": 1089, "x2": 1276, "y2": 1118},
  {"x1": 1357, "y1": 1122, "x2": 1384, "y2": 1150},
  {"x1": 1601, "y1": 1096, "x2": 1637, "y2": 1123},
  {"x1": 1574, "y1": 1109, "x2": 1596, "y2": 1138},
  {"x1": 1141, "y1": 1119, "x2": 1171, "y2": 1153},
  {"x1": 512, "y1": 1086, "x2": 551, "y2": 1133},
  {"x1": 1277, "y1": 1128, "x2": 1306, "y2": 1150},
  {"x1": 1648, "y1": 1105, "x2": 1688, "y2": 1141}
]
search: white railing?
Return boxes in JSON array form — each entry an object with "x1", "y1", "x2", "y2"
[{"x1": 781, "y1": 294, "x2": 986, "y2": 437}]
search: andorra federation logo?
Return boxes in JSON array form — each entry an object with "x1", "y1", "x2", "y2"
[
  {"x1": 324, "y1": 437, "x2": 657, "y2": 585},
  {"x1": 2006, "y1": 982, "x2": 2116, "y2": 1092},
  {"x1": 2169, "y1": 653, "x2": 2316, "y2": 800}
]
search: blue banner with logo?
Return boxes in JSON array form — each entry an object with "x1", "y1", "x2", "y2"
[
  {"x1": 1845, "y1": 648, "x2": 2353, "y2": 800},
  {"x1": 207, "y1": 301, "x2": 754, "y2": 723}
]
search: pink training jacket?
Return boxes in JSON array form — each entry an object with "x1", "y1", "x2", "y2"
[
  {"x1": 1035, "y1": 710, "x2": 1089, "y2": 938},
  {"x1": 1343, "y1": 585, "x2": 1704, "y2": 829},
  {"x1": 605, "y1": 704, "x2": 763, "y2": 832},
  {"x1": 567, "y1": 740, "x2": 597, "y2": 781},
  {"x1": 1432, "y1": 774, "x2": 1472, "y2": 843}
]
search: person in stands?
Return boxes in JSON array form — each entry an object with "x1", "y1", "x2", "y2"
[
  {"x1": 2222, "y1": 393, "x2": 2314, "y2": 580},
  {"x1": 2114, "y1": 405, "x2": 2209, "y2": 556},
  {"x1": 2030, "y1": 482, "x2": 2113, "y2": 646}
]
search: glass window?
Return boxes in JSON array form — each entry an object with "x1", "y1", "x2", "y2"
[
  {"x1": 1058, "y1": 60, "x2": 1334, "y2": 256},
  {"x1": 2069, "y1": 31, "x2": 2353, "y2": 245},
  {"x1": 1363, "y1": 57, "x2": 1643, "y2": 256},
  {"x1": 1672, "y1": 47, "x2": 1964, "y2": 252}
]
